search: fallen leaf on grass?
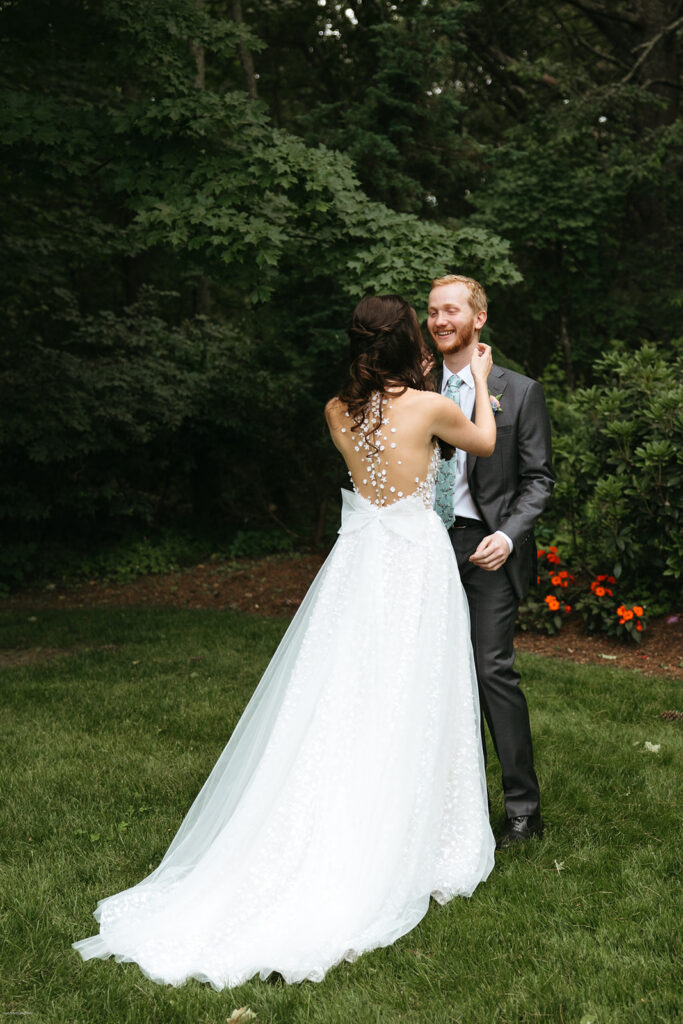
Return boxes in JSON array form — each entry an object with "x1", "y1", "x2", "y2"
[
  {"x1": 644, "y1": 741, "x2": 661, "y2": 753},
  {"x1": 227, "y1": 1009, "x2": 257, "y2": 1023},
  {"x1": 598, "y1": 653, "x2": 617, "y2": 660},
  {"x1": 554, "y1": 860, "x2": 565, "y2": 874}
]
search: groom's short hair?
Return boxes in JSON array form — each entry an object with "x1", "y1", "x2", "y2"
[{"x1": 431, "y1": 274, "x2": 488, "y2": 315}]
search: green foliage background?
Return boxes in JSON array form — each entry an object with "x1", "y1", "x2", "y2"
[{"x1": 1, "y1": 0, "x2": 681, "y2": 599}]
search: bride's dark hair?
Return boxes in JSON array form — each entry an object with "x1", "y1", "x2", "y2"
[
  {"x1": 338, "y1": 294, "x2": 453, "y2": 458},
  {"x1": 338, "y1": 293, "x2": 427, "y2": 423}
]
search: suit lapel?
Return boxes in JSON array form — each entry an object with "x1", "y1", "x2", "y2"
[{"x1": 467, "y1": 365, "x2": 508, "y2": 477}]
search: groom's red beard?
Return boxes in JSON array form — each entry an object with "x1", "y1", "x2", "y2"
[{"x1": 431, "y1": 315, "x2": 476, "y2": 354}]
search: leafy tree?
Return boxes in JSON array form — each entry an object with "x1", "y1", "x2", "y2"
[
  {"x1": 0, "y1": 0, "x2": 517, "y2": 584},
  {"x1": 248, "y1": 0, "x2": 683, "y2": 380}
]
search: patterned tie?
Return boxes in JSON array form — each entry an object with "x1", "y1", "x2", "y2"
[{"x1": 434, "y1": 374, "x2": 464, "y2": 529}]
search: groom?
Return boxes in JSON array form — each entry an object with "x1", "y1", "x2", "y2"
[{"x1": 427, "y1": 274, "x2": 554, "y2": 847}]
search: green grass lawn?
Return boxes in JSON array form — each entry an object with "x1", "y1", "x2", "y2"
[{"x1": 0, "y1": 607, "x2": 680, "y2": 1024}]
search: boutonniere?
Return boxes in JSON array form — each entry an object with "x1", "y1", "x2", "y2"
[{"x1": 490, "y1": 393, "x2": 503, "y2": 413}]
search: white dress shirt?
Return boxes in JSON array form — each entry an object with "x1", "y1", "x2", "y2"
[{"x1": 441, "y1": 364, "x2": 513, "y2": 553}]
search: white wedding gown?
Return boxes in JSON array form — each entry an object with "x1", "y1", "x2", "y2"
[{"x1": 73, "y1": 419, "x2": 495, "y2": 989}]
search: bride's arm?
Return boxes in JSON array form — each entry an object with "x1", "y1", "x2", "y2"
[{"x1": 429, "y1": 345, "x2": 496, "y2": 456}]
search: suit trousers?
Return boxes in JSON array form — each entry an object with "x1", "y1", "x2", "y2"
[{"x1": 449, "y1": 521, "x2": 541, "y2": 819}]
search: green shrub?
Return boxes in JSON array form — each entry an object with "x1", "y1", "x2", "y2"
[
  {"x1": 0, "y1": 542, "x2": 38, "y2": 594},
  {"x1": 19, "y1": 531, "x2": 209, "y2": 588},
  {"x1": 225, "y1": 529, "x2": 295, "y2": 560},
  {"x1": 0, "y1": 527, "x2": 300, "y2": 593},
  {"x1": 549, "y1": 340, "x2": 682, "y2": 605}
]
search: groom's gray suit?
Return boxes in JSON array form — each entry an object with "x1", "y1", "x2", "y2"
[{"x1": 440, "y1": 362, "x2": 554, "y2": 819}]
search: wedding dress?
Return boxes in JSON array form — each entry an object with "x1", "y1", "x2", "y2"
[{"x1": 73, "y1": 392, "x2": 495, "y2": 989}]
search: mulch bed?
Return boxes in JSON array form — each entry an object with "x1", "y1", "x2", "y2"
[{"x1": 5, "y1": 553, "x2": 682, "y2": 682}]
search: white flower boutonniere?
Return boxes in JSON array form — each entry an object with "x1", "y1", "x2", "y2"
[{"x1": 490, "y1": 393, "x2": 503, "y2": 413}]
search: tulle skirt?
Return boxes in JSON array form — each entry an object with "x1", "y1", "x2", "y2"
[{"x1": 73, "y1": 491, "x2": 495, "y2": 989}]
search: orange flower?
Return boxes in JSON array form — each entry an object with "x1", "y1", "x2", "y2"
[
  {"x1": 623, "y1": 610, "x2": 634, "y2": 621},
  {"x1": 549, "y1": 546, "x2": 558, "y2": 553},
  {"x1": 545, "y1": 595, "x2": 560, "y2": 611},
  {"x1": 537, "y1": 549, "x2": 545, "y2": 557},
  {"x1": 606, "y1": 576, "x2": 616, "y2": 584},
  {"x1": 597, "y1": 574, "x2": 608, "y2": 582},
  {"x1": 604, "y1": 588, "x2": 613, "y2": 596},
  {"x1": 560, "y1": 579, "x2": 569, "y2": 588},
  {"x1": 590, "y1": 581, "x2": 598, "y2": 593},
  {"x1": 617, "y1": 604, "x2": 626, "y2": 616},
  {"x1": 551, "y1": 575, "x2": 561, "y2": 585},
  {"x1": 536, "y1": 576, "x2": 541, "y2": 585},
  {"x1": 636, "y1": 621, "x2": 643, "y2": 631},
  {"x1": 547, "y1": 554, "x2": 560, "y2": 565},
  {"x1": 564, "y1": 604, "x2": 572, "y2": 613},
  {"x1": 618, "y1": 617, "x2": 626, "y2": 625},
  {"x1": 633, "y1": 605, "x2": 644, "y2": 616},
  {"x1": 595, "y1": 586, "x2": 606, "y2": 597}
]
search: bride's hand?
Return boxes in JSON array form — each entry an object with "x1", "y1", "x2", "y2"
[
  {"x1": 421, "y1": 351, "x2": 436, "y2": 376},
  {"x1": 471, "y1": 343, "x2": 493, "y2": 382}
]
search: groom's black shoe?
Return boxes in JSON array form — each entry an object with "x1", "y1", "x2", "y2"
[{"x1": 496, "y1": 813, "x2": 544, "y2": 849}]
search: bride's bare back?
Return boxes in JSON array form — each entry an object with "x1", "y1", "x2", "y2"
[
  {"x1": 327, "y1": 344, "x2": 495, "y2": 507},
  {"x1": 326, "y1": 389, "x2": 439, "y2": 506}
]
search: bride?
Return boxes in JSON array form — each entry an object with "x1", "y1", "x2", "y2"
[{"x1": 73, "y1": 293, "x2": 497, "y2": 990}]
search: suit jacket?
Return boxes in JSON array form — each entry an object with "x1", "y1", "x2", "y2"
[{"x1": 437, "y1": 363, "x2": 555, "y2": 600}]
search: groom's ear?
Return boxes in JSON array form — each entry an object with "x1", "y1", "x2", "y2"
[{"x1": 475, "y1": 309, "x2": 487, "y2": 331}]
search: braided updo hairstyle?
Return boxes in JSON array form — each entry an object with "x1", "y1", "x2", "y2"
[{"x1": 337, "y1": 294, "x2": 452, "y2": 458}]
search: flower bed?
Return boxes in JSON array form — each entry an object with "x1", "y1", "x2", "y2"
[{"x1": 517, "y1": 547, "x2": 647, "y2": 643}]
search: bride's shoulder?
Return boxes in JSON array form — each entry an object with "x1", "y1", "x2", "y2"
[
  {"x1": 407, "y1": 389, "x2": 446, "y2": 410},
  {"x1": 325, "y1": 396, "x2": 346, "y2": 426},
  {"x1": 392, "y1": 386, "x2": 438, "y2": 402},
  {"x1": 407, "y1": 390, "x2": 460, "y2": 429}
]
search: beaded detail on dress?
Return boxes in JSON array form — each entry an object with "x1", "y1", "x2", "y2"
[{"x1": 342, "y1": 391, "x2": 440, "y2": 510}]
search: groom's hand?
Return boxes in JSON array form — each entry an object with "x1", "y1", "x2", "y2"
[{"x1": 469, "y1": 533, "x2": 510, "y2": 572}]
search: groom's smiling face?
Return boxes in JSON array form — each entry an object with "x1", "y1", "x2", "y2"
[{"x1": 427, "y1": 282, "x2": 483, "y2": 355}]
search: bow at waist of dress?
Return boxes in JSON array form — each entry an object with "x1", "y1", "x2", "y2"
[{"x1": 338, "y1": 488, "x2": 434, "y2": 541}]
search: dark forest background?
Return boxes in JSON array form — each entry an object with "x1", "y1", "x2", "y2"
[{"x1": 1, "y1": 0, "x2": 681, "y2": 602}]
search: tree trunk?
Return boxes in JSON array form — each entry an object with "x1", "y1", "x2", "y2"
[
  {"x1": 189, "y1": 0, "x2": 212, "y2": 315},
  {"x1": 232, "y1": 0, "x2": 258, "y2": 99},
  {"x1": 627, "y1": 2, "x2": 681, "y2": 232},
  {"x1": 189, "y1": 0, "x2": 205, "y2": 90},
  {"x1": 631, "y1": 0, "x2": 681, "y2": 127},
  {"x1": 195, "y1": 276, "x2": 212, "y2": 316},
  {"x1": 559, "y1": 313, "x2": 575, "y2": 390}
]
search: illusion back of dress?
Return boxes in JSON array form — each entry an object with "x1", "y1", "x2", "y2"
[{"x1": 338, "y1": 391, "x2": 439, "y2": 509}]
